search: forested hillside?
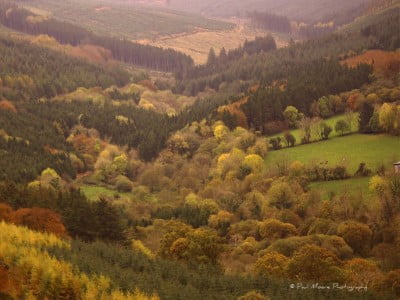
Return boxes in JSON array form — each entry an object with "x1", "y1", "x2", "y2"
[
  {"x1": 168, "y1": 0, "x2": 370, "y2": 21},
  {"x1": 0, "y1": 36, "x2": 130, "y2": 99},
  {"x1": 19, "y1": 0, "x2": 233, "y2": 39},
  {"x1": 0, "y1": 1, "x2": 195, "y2": 73},
  {"x1": 175, "y1": 5, "x2": 399, "y2": 95},
  {"x1": 0, "y1": 1, "x2": 399, "y2": 299}
]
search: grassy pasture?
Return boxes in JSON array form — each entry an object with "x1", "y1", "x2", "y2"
[
  {"x1": 309, "y1": 177, "x2": 373, "y2": 199},
  {"x1": 81, "y1": 185, "x2": 131, "y2": 202},
  {"x1": 265, "y1": 134, "x2": 400, "y2": 174}
]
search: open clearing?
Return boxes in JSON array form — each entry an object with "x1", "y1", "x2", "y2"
[
  {"x1": 21, "y1": 0, "x2": 287, "y2": 65},
  {"x1": 342, "y1": 50, "x2": 400, "y2": 76},
  {"x1": 265, "y1": 134, "x2": 400, "y2": 174},
  {"x1": 81, "y1": 185, "x2": 131, "y2": 201},
  {"x1": 22, "y1": 0, "x2": 233, "y2": 40},
  {"x1": 309, "y1": 177, "x2": 373, "y2": 199},
  {"x1": 140, "y1": 24, "x2": 288, "y2": 64}
]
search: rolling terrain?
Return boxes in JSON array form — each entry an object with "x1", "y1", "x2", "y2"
[
  {"x1": 21, "y1": 0, "x2": 233, "y2": 39},
  {"x1": 0, "y1": 1, "x2": 399, "y2": 299},
  {"x1": 167, "y1": 0, "x2": 370, "y2": 21}
]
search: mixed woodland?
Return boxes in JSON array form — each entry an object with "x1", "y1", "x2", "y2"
[{"x1": 0, "y1": 1, "x2": 399, "y2": 299}]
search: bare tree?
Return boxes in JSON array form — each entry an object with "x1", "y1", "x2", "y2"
[
  {"x1": 310, "y1": 117, "x2": 322, "y2": 141},
  {"x1": 345, "y1": 109, "x2": 358, "y2": 133},
  {"x1": 299, "y1": 117, "x2": 312, "y2": 144}
]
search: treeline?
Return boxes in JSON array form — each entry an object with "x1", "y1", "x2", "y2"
[
  {"x1": 241, "y1": 60, "x2": 372, "y2": 132},
  {"x1": 298, "y1": 1, "x2": 400, "y2": 40},
  {"x1": 0, "y1": 91, "x2": 231, "y2": 183},
  {"x1": 0, "y1": 182, "x2": 126, "y2": 242},
  {"x1": 19, "y1": 98, "x2": 223, "y2": 161},
  {"x1": 175, "y1": 5, "x2": 398, "y2": 96},
  {"x1": 296, "y1": 24, "x2": 335, "y2": 40},
  {"x1": 360, "y1": 8, "x2": 400, "y2": 51},
  {"x1": 48, "y1": 239, "x2": 269, "y2": 300},
  {"x1": 0, "y1": 36, "x2": 130, "y2": 100},
  {"x1": 45, "y1": 238, "x2": 383, "y2": 300},
  {"x1": 248, "y1": 11, "x2": 291, "y2": 33},
  {"x1": 248, "y1": 11, "x2": 336, "y2": 40},
  {"x1": 0, "y1": 1, "x2": 194, "y2": 73},
  {"x1": 0, "y1": 108, "x2": 77, "y2": 183},
  {"x1": 178, "y1": 35, "x2": 276, "y2": 81}
]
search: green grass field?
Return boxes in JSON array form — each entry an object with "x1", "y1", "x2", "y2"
[
  {"x1": 80, "y1": 185, "x2": 131, "y2": 201},
  {"x1": 22, "y1": 0, "x2": 233, "y2": 40},
  {"x1": 309, "y1": 177, "x2": 373, "y2": 199},
  {"x1": 269, "y1": 114, "x2": 359, "y2": 146},
  {"x1": 265, "y1": 134, "x2": 400, "y2": 174}
]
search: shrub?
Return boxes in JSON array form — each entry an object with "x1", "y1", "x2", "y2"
[
  {"x1": 115, "y1": 175, "x2": 133, "y2": 192},
  {"x1": 267, "y1": 182, "x2": 296, "y2": 209},
  {"x1": 287, "y1": 244, "x2": 345, "y2": 283},
  {"x1": 268, "y1": 137, "x2": 282, "y2": 150},
  {"x1": 335, "y1": 119, "x2": 351, "y2": 136},
  {"x1": 337, "y1": 221, "x2": 372, "y2": 256},
  {"x1": 283, "y1": 132, "x2": 296, "y2": 147},
  {"x1": 238, "y1": 291, "x2": 270, "y2": 300},
  {"x1": 259, "y1": 219, "x2": 297, "y2": 241},
  {"x1": 354, "y1": 162, "x2": 372, "y2": 177},
  {"x1": 376, "y1": 269, "x2": 400, "y2": 297},
  {"x1": 345, "y1": 258, "x2": 383, "y2": 288},
  {"x1": 255, "y1": 251, "x2": 289, "y2": 279},
  {"x1": 10, "y1": 207, "x2": 68, "y2": 237},
  {"x1": 267, "y1": 235, "x2": 353, "y2": 259},
  {"x1": 0, "y1": 203, "x2": 13, "y2": 221}
]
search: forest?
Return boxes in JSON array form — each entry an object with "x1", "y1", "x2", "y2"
[
  {"x1": 0, "y1": 1, "x2": 194, "y2": 73},
  {"x1": 0, "y1": 1, "x2": 399, "y2": 299},
  {"x1": 175, "y1": 5, "x2": 399, "y2": 95}
]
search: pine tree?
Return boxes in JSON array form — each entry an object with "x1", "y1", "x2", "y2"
[
  {"x1": 95, "y1": 198, "x2": 126, "y2": 242},
  {"x1": 207, "y1": 48, "x2": 217, "y2": 66}
]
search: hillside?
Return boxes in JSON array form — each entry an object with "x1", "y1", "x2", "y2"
[
  {"x1": 21, "y1": 0, "x2": 233, "y2": 40},
  {"x1": 265, "y1": 134, "x2": 400, "y2": 174},
  {"x1": 0, "y1": 1, "x2": 399, "y2": 299},
  {"x1": 167, "y1": 0, "x2": 370, "y2": 22}
]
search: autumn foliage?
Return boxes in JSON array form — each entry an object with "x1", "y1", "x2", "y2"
[
  {"x1": 342, "y1": 50, "x2": 400, "y2": 78},
  {"x1": 0, "y1": 203, "x2": 67, "y2": 238},
  {"x1": 0, "y1": 100, "x2": 17, "y2": 113}
]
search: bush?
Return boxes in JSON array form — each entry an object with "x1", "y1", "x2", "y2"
[
  {"x1": 259, "y1": 219, "x2": 297, "y2": 241},
  {"x1": 283, "y1": 132, "x2": 296, "y2": 147},
  {"x1": 267, "y1": 182, "x2": 296, "y2": 209},
  {"x1": 268, "y1": 137, "x2": 282, "y2": 150},
  {"x1": 287, "y1": 244, "x2": 345, "y2": 283},
  {"x1": 115, "y1": 175, "x2": 133, "y2": 192},
  {"x1": 267, "y1": 235, "x2": 353, "y2": 259},
  {"x1": 335, "y1": 119, "x2": 351, "y2": 136},
  {"x1": 337, "y1": 221, "x2": 372, "y2": 256},
  {"x1": 255, "y1": 251, "x2": 289, "y2": 279},
  {"x1": 10, "y1": 207, "x2": 68, "y2": 237},
  {"x1": 238, "y1": 291, "x2": 270, "y2": 300}
]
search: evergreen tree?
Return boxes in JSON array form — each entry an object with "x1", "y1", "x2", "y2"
[
  {"x1": 207, "y1": 48, "x2": 217, "y2": 66},
  {"x1": 358, "y1": 101, "x2": 375, "y2": 133},
  {"x1": 95, "y1": 198, "x2": 126, "y2": 242}
]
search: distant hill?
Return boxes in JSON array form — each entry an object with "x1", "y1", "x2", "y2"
[
  {"x1": 167, "y1": 0, "x2": 370, "y2": 22},
  {"x1": 19, "y1": 0, "x2": 233, "y2": 40}
]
